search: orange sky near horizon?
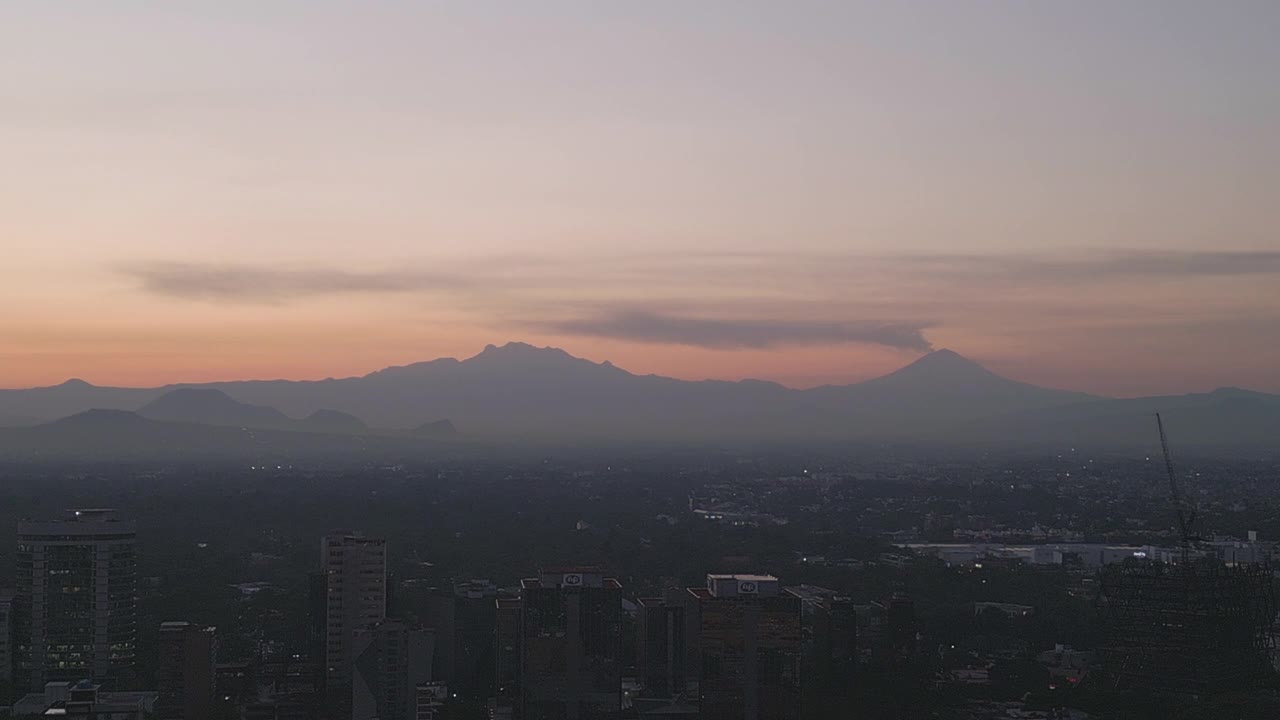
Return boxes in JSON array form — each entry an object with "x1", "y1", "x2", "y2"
[{"x1": 2, "y1": 2, "x2": 1278, "y2": 396}]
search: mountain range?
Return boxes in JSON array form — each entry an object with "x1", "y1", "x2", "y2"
[{"x1": 1, "y1": 342, "x2": 1276, "y2": 456}]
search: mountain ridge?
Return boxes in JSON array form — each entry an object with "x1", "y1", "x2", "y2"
[
  {"x1": 0, "y1": 344, "x2": 1135, "y2": 396},
  {"x1": 6, "y1": 343, "x2": 1270, "y2": 398},
  {"x1": 0, "y1": 343, "x2": 1275, "y2": 449}
]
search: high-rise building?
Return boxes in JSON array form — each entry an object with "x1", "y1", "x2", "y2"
[
  {"x1": 214, "y1": 661, "x2": 252, "y2": 708},
  {"x1": 414, "y1": 681, "x2": 449, "y2": 720},
  {"x1": 450, "y1": 579, "x2": 499, "y2": 702},
  {"x1": 322, "y1": 532, "x2": 387, "y2": 717},
  {"x1": 351, "y1": 620, "x2": 434, "y2": 720},
  {"x1": 1, "y1": 589, "x2": 16, "y2": 705},
  {"x1": 517, "y1": 567, "x2": 623, "y2": 720},
  {"x1": 240, "y1": 693, "x2": 313, "y2": 720},
  {"x1": 156, "y1": 622, "x2": 216, "y2": 720},
  {"x1": 493, "y1": 597, "x2": 522, "y2": 719},
  {"x1": 789, "y1": 585, "x2": 857, "y2": 690},
  {"x1": 307, "y1": 570, "x2": 327, "y2": 668},
  {"x1": 636, "y1": 596, "x2": 686, "y2": 699},
  {"x1": 230, "y1": 654, "x2": 318, "y2": 720},
  {"x1": 16, "y1": 509, "x2": 138, "y2": 689},
  {"x1": 885, "y1": 594, "x2": 917, "y2": 663},
  {"x1": 691, "y1": 574, "x2": 802, "y2": 720}
]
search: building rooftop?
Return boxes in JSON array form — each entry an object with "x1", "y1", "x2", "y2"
[
  {"x1": 160, "y1": 621, "x2": 216, "y2": 634},
  {"x1": 68, "y1": 508, "x2": 116, "y2": 518},
  {"x1": 12, "y1": 683, "x2": 158, "y2": 717},
  {"x1": 522, "y1": 573, "x2": 622, "y2": 591},
  {"x1": 453, "y1": 579, "x2": 499, "y2": 598},
  {"x1": 17, "y1": 512, "x2": 137, "y2": 536},
  {"x1": 538, "y1": 565, "x2": 608, "y2": 575},
  {"x1": 324, "y1": 530, "x2": 385, "y2": 543},
  {"x1": 707, "y1": 574, "x2": 777, "y2": 583},
  {"x1": 785, "y1": 584, "x2": 849, "y2": 603},
  {"x1": 705, "y1": 573, "x2": 782, "y2": 598}
]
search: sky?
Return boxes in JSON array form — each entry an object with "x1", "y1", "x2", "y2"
[{"x1": 2, "y1": 1, "x2": 1278, "y2": 396}]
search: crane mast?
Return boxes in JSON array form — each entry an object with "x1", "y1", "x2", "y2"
[{"x1": 1156, "y1": 413, "x2": 1196, "y2": 562}]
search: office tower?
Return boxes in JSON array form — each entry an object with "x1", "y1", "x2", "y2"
[
  {"x1": 240, "y1": 696, "x2": 312, "y2": 720},
  {"x1": 885, "y1": 594, "x2": 917, "y2": 663},
  {"x1": 451, "y1": 579, "x2": 499, "y2": 701},
  {"x1": 308, "y1": 571, "x2": 327, "y2": 649},
  {"x1": 1, "y1": 590, "x2": 15, "y2": 705},
  {"x1": 493, "y1": 597, "x2": 522, "y2": 720},
  {"x1": 668, "y1": 586, "x2": 703, "y2": 697},
  {"x1": 228, "y1": 654, "x2": 318, "y2": 720},
  {"x1": 692, "y1": 574, "x2": 802, "y2": 720},
  {"x1": 16, "y1": 509, "x2": 138, "y2": 689},
  {"x1": 307, "y1": 570, "x2": 327, "y2": 697},
  {"x1": 214, "y1": 661, "x2": 252, "y2": 703},
  {"x1": 789, "y1": 585, "x2": 857, "y2": 688},
  {"x1": 351, "y1": 620, "x2": 434, "y2": 720},
  {"x1": 636, "y1": 596, "x2": 686, "y2": 698},
  {"x1": 389, "y1": 581, "x2": 452, "y2": 684},
  {"x1": 322, "y1": 532, "x2": 387, "y2": 717},
  {"x1": 414, "y1": 681, "x2": 449, "y2": 720},
  {"x1": 518, "y1": 567, "x2": 623, "y2": 720},
  {"x1": 156, "y1": 622, "x2": 216, "y2": 720},
  {"x1": 257, "y1": 652, "x2": 322, "y2": 698}
]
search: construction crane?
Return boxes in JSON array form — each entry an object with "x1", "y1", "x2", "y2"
[{"x1": 1156, "y1": 413, "x2": 1198, "y2": 563}]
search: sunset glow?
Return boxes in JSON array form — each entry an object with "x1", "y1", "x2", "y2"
[{"x1": 3, "y1": 2, "x2": 1277, "y2": 395}]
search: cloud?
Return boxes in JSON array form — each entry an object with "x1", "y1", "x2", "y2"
[
  {"x1": 1100, "y1": 250, "x2": 1280, "y2": 277},
  {"x1": 532, "y1": 310, "x2": 934, "y2": 351},
  {"x1": 126, "y1": 263, "x2": 467, "y2": 303},
  {"x1": 127, "y1": 249, "x2": 1280, "y2": 304},
  {"x1": 895, "y1": 250, "x2": 1280, "y2": 282},
  {"x1": 122, "y1": 250, "x2": 1277, "y2": 355}
]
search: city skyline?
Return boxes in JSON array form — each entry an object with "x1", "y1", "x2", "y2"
[{"x1": 4, "y1": 2, "x2": 1279, "y2": 396}]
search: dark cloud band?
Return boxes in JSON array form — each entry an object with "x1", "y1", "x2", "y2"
[
  {"x1": 534, "y1": 310, "x2": 933, "y2": 351},
  {"x1": 127, "y1": 263, "x2": 465, "y2": 302}
]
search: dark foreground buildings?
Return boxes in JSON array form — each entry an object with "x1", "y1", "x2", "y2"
[
  {"x1": 1, "y1": 589, "x2": 15, "y2": 706},
  {"x1": 351, "y1": 620, "x2": 434, "y2": 720},
  {"x1": 449, "y1": 579, "x2": 500, "y2": 702},
  {"x1": 1100, "y1": 560, "x2": 1277, "y2": 698},
  {"x1": 636, "y1": 594, "x2": 687, "y2": 701},
  {"x1": 16, "y1": 509, "x2": 138, "y2": 691},
  {"x1": 690, "y1": 575, "x2": 803, "y2": 720},
  {"x1": 156, "y1": 622, "x2": 216, "y2": 720},
  {"x1": 517, "y1": 567, "x2": 624, "y2": 720},
  {"x1": 321, "y1": 531, "x2": 388, "y2": 716}
]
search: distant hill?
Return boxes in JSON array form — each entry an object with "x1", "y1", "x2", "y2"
[
  {"x1": 413, "y1": 419, "x2": 458, "y2": 439},
  {"x1": 139, "y1": 388, "x2": 294, "y2": 429},
  {"x1": 0, "y1": 409, "x2": 448, "y2": 461},
  {"x1": 138, "y1": 388, "x2": 384, "y2": 437},
  {"x1": 2, "y1": 342, "x2": 1277, "y2": 451},
  {"x1": 0, "y1": 379, "x2": 164, "y2": 420},
  {"x1": 300, "y1": 409, "x2": 369, "y2": 434},
  {"x1": 969, "y1": 387, "x2": 1280, "y2": 450},
  {"x1": 0, "y1": 409, "x2": 266, "y2": 458}
]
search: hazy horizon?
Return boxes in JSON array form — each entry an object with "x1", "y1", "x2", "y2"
[
  {"x1": 1, "y1": 340, "x2": 1274, "y2": 400},
  {"x1": 5, "y1": 2, "x2": 1278, "y2": 395}
]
